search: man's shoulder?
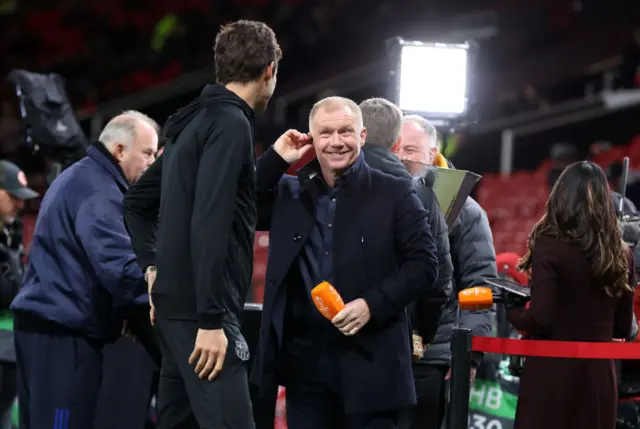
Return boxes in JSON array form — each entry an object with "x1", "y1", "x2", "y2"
[
  {"x1": 48, "y1": 158, "x2": 120, "y2": 207},
  {"x1": 201, "y1": 102, "x2": 251, "y2": 130},
  {"x1": 365, "y1": 165, "x2": 413, "y2": 193},
  {"x1": 276, "y1": 174, "x2": 303, "y2": 196},
  {"x1": 453, "y1": 196, "x2": 488, "y2": 234},
  {"x1": 462, "y1": 196, "x2": 485, "y2": 218}
]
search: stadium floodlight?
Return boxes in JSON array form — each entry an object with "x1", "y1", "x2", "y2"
[{"x1": 391, "y1": 39, "x2": 470, "y2": 120}]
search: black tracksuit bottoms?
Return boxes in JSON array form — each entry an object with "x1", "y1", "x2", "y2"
[{"x1": 154, "y1": 318, "x2": 254, "y2": 429}]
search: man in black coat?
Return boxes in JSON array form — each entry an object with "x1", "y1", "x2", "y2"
[
  {"x1": 358, "y1": 98, "x2": 453, "y2": 350},
  {"x1": 251, "y1": 96, "x2": 439, "y2": 429},
  {"x1": 395, "y1": 115, "x2": 498, "y2": 429}
]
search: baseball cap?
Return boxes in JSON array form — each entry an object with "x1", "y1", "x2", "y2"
[{"x1": 0, "y1": 161, "x2": 39, "y2": 200}]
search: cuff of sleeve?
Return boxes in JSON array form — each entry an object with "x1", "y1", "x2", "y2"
[
  {"x1": 138, "y1": 251, "x2": 156, "y2": 271},
  {"x1": 263, "y1": 146, "x2": 293, "y2": 172},
  {"x1": 362, "y1": 290, "x2": 385, "y2": 324},
  {"x1": 198, "y1": 312, "x2": 224, "y2": 330}
]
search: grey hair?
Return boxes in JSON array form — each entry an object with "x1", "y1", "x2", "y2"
[
  {"x1": 99, "y1": 110, "x2": 160, "y2": 148},
  {"x1": 309, "y1": 96, "x2": 363, "y2": 131},
  {"x1": 358, "y1": 98, "x2": 403, "y2": 149},
  {"x1": 403, "y1": 114, "x2": 440, "y2": 151}
]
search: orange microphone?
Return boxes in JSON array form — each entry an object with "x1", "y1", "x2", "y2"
[
  {"x1": 311, "y1": 281, "x2": 345, "y2": 320},
  {"x1": 460, "y1": 286, "x2": 533, "y2": 336},
  {"x1": 458, "y1": 287, "x2": 494, "y2": 311}
]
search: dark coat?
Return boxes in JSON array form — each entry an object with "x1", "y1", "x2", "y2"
[
  {"x1": 12, "y1": 143, "x2": 146, "y2": 341},
  {"x1": 422, "y1": 158, "x2": 497, "y2": 367},
  {"x1": 508, "y1": 236, "x2": 635, "y2": 429},
  {"x1": 250, "y1": 147, "x2": 439, "y2": 417},
  {"x1": 361, "y1": 144, "x2": 453, "y2": 344},
  {"x1": 424, "y1": 195, "x2": 497, "y2": 366}
]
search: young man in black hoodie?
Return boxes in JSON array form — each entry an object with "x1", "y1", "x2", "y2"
[{"x1": 123, "y1": 20, "x2": 281, "y2": 429}]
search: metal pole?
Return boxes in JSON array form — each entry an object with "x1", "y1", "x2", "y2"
[
  {"x1": 499, "y1": 128, "x2": 514, "y2": 177},
  {"x1": 448, "y1": 327, "x2": 472, "y2": 429}
]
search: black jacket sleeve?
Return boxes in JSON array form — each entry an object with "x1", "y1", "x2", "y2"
[
  {"x1": 450, "y1": 197, "x2": 497, "y2": 365},
  {"x1": 191, "y1": 117, "x2": 251, "y2": 329},
  {"x1": 255, "y1": 147, "x2": 292, "y2": 231},
  {"x1": 362, "y1": 180, "x2": 439, "y2": 326},
  {"x1": 411, "y1": 178, "x2": 454, "y2": 345},
  {"x1": 123, "y1": 153, "x2": 163, "y2": 270}
]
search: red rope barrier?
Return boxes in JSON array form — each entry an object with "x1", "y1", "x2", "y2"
[{"x1": 472, "y1": 336, "x2": 640, "y2": 359}]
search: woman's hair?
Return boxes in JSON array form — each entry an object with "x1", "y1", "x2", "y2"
[{"x1": 517, "y1": 161, "x2": 631, "y2": 297}]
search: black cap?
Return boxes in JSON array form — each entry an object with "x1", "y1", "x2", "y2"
[{"x1": 0, "y1": 161, "x2": 39, "y2": 200}]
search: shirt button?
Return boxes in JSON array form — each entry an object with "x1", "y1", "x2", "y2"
[
  {"x1": 331, "y1": 198, "x2": 336, "y2": 203},
  {"x1": 325, "y1": 251, "x2": 329, "y2": 256},
  {"x1": 328, "y1": 223, "x2": 332, "y2": 228}
]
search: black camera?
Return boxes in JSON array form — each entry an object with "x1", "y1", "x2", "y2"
[{"x1": 7, "y1": 69, "x2": 88, "y2": 184}]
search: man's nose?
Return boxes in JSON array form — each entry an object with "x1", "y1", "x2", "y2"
[{"x1": 329, "y1": 133, "x2": 344, "y2": 145}]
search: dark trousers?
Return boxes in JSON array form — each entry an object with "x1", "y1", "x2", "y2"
[
  {"x1": 154, "y1": 319, "x2": 254, "y2": 429},
  {"x1": 14, "y1": 329, "x2": 103, "y2": 429},
  {"x1": 286, "y1": 382, "x2": 402, "y2": 429},
  {"x1": 94, "y1": 337, "x2": 158, "y2": 429},
  {"x1": 402, "y1": 364, "x2": 448, "y2": 429}
]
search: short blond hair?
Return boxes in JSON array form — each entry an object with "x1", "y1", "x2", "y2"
[{"x1": 308, "y1": 96, "x2": 363, "y2": 131}]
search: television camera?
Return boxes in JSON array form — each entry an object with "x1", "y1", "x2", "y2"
[{"x1": 7, "y1": 69, "x2": 88, "y2": 185}]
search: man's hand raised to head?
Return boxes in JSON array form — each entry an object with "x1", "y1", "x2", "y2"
[
  {"x1": 273, "y1": 129, "x2": 313, "y2": 164},
  {"x1": 189, "y1": 328, "x2": 228, "y2": 381}
]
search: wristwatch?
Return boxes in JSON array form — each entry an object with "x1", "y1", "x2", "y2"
[{"x1": 144, "y1": 265, "x2": 157, "y2": 282}]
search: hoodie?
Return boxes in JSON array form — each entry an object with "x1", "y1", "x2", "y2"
[{"x1": 123, "y1": 84, "x2": 256, "y2": 330}]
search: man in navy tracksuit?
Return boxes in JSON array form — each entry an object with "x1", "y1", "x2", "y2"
[{"x1": 10, "y1": 111, "x2": 158, "y2": 429}]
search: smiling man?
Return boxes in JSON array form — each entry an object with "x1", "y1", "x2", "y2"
[{"x1": 250, "y1": 96, "x2": 439, "y2": 429}]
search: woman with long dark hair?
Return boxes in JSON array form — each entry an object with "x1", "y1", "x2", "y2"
[{"x1": 508, "y1": 161, "x2": 635, "y2": 429}]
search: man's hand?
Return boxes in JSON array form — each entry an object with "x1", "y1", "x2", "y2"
[
  {"x1": 189, "y1": 329, "x2": 228, "y2": 381},
  {"x1": 273, "y1": 129, "x2": 313, "y2": 164},
  {"x1": 147, "y1": 268, "x2": 157, "y2": 326},
  {"x1": 445, "y1": 367, "x2": 477, "y2": 386},
  {"x1": 149, "y1": 299, "x2": 156, "y2": 326},
  {"x1": 332, "y1": 298, "x2": 371, "y2": 336}
]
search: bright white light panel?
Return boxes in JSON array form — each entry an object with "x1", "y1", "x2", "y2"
[{"x1": 398, "y1": 44, "x2": 468, "y2": 116}]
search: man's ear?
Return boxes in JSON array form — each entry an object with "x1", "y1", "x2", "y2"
[
  {"x1": 391, "y1": 135, "x2": 402, "y2": 153},
  {"x1": 360, "y1": 127, "x2": 367, "y2": 147},
  {"x1": 111, "y1": 142, "x2": 127, "y2": 161},
  {"x1": 264, "y1": 62, "x2": 276, "y2": 82}
]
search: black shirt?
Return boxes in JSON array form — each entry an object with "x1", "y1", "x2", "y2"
[{"x1": 123, "y1": 84, "x2": 256, "y2": 330}]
